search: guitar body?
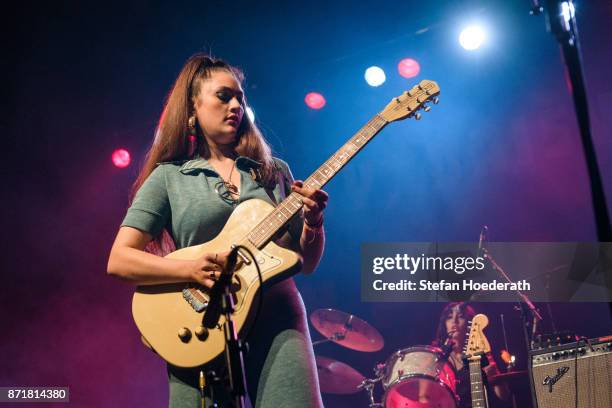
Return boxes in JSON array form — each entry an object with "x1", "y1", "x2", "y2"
[
  {"x1": 130, "y1": 80, "x2": 441, "y2": 368},
  {"x1": 132, "y1": 198, "x2": 302, "y2": 368}
]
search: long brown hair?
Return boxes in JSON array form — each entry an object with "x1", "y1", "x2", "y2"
[{"x1": 132, "y1": 54, "x2": 276, "y2": 254}]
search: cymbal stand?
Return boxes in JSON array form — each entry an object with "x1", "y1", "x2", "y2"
[
  {"x1": 312, "y1": 332, "x2": 346, "y2": 346},
  {"x1": 358, "y1": 367, "x2": 383, "y2": 408},
  {"x1": 312, "y1": 315, "x2": 354, "y2": 346}
]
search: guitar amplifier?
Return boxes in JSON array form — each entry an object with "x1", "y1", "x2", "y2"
[{"x1": 529, "y1": 335, "x2": 612, "y2": 408}]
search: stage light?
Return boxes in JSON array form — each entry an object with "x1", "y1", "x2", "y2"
[
  {"x1": 459, "y1": 25, "x2": 486, "y2": 50},
  {"x1": 245, "y1": 106, "x2": 255, "y2": 122},
  {"x1": 397, "y1": 58, "x2": 420, "y2": 78},
  {"x1": 112, "y1": 149, "x2": 131, "y2": 168},
  {"x1": 364, "y1": 66, "x2": 386, "y2": 87},
  {"x1": 305, "y1": 92, "x2": 326, "y2": 110},
  {"x1": 561, "y1": 1, "x2": 575, "y2": 26}
]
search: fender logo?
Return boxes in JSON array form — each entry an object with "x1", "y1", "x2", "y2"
[{"x1": 542, "y1": 366, "x2": 570, "y2": 393}]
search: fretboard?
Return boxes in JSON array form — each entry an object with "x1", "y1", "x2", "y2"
[
  {"x1": 247, "y1": 114, "x2": 388, "y2": 248},
  {"x1": 469, "y1": 357, "x2": 487, "y2": 408}
]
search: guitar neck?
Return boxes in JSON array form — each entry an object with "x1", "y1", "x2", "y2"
[
  {"x1": 468, "y1": 357, "x2": 488, "y2": 408},
  {"x1": 246, "y1": 114, "x2": 388, "y2": 248},
  {"x1": 302, "y1": 114, "x2": 388, "y2": 190}
]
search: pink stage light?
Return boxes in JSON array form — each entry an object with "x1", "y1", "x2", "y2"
[
  {"x1": 397, "y1": 58, "x2": 420, "y2": 78},
  {"x1": 304, "y1": 92, "x2": 326, "y2": 110},
  {"x1": 112, "y1": 149, "x2": 131, "y2": 168}
]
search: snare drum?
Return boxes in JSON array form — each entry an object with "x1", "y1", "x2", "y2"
[{"x1": 382, "y1": 345, "x2": 457, "y2": 408}]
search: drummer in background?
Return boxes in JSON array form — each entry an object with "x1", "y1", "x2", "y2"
[{"x1": 433, "y1": 302, "x2": 510, "y2": 408}]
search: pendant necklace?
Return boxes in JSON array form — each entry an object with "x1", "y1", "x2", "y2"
[
  {"x1": 215, "y1": 160, "x2": 239, "y2": 204},
  {"x1": 223, "y1": 160, "x2": 239, "y2": 195}
]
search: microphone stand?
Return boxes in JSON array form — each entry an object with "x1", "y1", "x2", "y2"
[
  {"x1": 481, "y1": 247, "x2": 543, "y2": 350},
  {"x1": 532, "y1": 0, "x2": 612, "y2": 329},
  {"x1": 530, "y1": 0, "x2": 612, "y2": 241},
  {"x1": 222, "y1": 272, "x2": 248, "y2": 408},
  {"x1": 203, "y1": 247, "x2": 249, "y2": 408},
  {"x1": 481, "y1": 245, "x2": 543, "y2": 408}
]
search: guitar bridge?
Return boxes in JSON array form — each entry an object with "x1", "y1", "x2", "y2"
[{"x1": 182, "y1": 287, "x2": 208, "y2": 312}]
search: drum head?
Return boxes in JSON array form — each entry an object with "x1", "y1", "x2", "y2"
[
  {"x1": 382, "y1": 346, "x2": 446, "y2": 387},
  {"x1": 383, "y1": 346, "x2": 457, "y2": 408},
  {"x1": 385, "y1": 377, "x2": 457, "y2": 408}
]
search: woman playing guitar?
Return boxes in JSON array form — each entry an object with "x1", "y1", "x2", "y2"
[{"x1": 107, "y1": 54, "x2": 328, "y2": 408}]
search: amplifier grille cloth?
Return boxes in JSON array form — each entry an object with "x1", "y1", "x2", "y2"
[{"x1": 532, "y1": 350, "x2": 611, "y2": 408}]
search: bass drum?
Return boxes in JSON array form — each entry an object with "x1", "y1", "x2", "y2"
[{"x1": 382, "y1": 345, "x2": 457, "y2": 408}]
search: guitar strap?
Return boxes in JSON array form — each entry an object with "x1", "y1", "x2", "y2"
[
  {"x1": 259, "y1": 160, "x2": 290, "y2": 205},
  {"x1": 275, "y1": 161, "x2": 290, "y2": 201}
]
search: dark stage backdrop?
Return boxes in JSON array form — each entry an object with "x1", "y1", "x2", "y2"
[{"x1": 2, "y1": 1, "x2": 611, "y2": 407}]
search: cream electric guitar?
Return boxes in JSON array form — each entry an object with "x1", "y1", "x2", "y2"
[
  {"x1": 132, "y1": 80, "x2": 441, "y2": 368},
  {"x1": 463, "y1": 314, "x2": 492, "y2": 408}
]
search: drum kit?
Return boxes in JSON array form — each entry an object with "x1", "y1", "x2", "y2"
[
  {"x1": 311, "y1": 308, "x2": 457, "y2": 407},
  {"x1": 311, "y1": 308, "x2": 526, "y2": 408}
]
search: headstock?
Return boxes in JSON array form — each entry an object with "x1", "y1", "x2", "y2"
[
  {"x1": 379, "y1": 80, "x2": 441, "y2": 123},
  {"x1": 463, "y1": 314, "x2": 491, "y2": 360}
]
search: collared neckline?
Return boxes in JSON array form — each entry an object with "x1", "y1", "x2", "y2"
[{"x1": 178, "y1": 156, "x2": 262, "y2": 175}]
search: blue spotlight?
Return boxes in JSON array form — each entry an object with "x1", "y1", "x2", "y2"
[
  {"x1": 459, "y1": 25, "x2": 486, "y2": 51},
  {"x1": 364, "y1": 66, "x2": 386, "y2": 87}
]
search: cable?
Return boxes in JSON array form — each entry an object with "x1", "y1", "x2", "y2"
[
  {"x1": 231, "y1": 244, "x2": 264, "y2": 341},
  {"x1": 574, "y1": 337, "x2": 582, "y2": 408}
]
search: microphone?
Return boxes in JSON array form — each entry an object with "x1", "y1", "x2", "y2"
[
  {"x1": 440, "y1": 330, "x2": 455, "y2": 360},
  {"x1": 478, "y1": 225, "x2": 488, "y2": 257},
  {"x1": 203, "y1": 247, "x2": 240, "y2": 329}
]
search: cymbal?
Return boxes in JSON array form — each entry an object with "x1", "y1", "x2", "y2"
[
  {"x1": 488, "y1": 371, "x2": 529, "y2": 387},
  {"x1": 315, "y1": 355, "x2": 365, "y2": 394},
  {"x1": 310, "y1": 309, "x2": 384, "y2": 352}
]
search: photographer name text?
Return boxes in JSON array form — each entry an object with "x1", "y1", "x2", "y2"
[{"x1": 372, "y1": 279, "x2": 530, "y2": 292}]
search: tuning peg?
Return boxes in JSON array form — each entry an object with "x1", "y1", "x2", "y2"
[
  {"x1": 395, "y1": 97, "x2": 400, "y2": 104},
  {"x1": 433, "y1": 97, "x2": 440, "y2": 104},
  {"x1": 423, "y1": 106, "x2": 431, "y2": 112},
  {"x1": 414, "y1": 112, "x2": 422, "y2": 120}
]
